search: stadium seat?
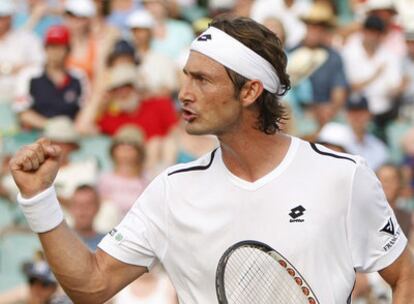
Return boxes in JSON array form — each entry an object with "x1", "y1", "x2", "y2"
[
  {"x1": 0, "y1": 198, "x2": 14, "y2": 229},
  {"x1": 0, "y1": 228, "x2": 41, "y2": 292}
]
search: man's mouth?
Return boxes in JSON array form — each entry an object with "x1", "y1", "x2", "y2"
[{"x1": 182, "y1": 108, "x2": 197, "y2": 122}]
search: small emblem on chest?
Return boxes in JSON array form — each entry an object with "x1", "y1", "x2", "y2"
[{"x1": 289, "y1": 205, "x2": 306, "y2": 223}]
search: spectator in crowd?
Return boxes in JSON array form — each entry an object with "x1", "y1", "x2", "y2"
[
  {"x1": 63, "y1": 0, "x2": 98, "y2": 81},
  {"x1": 106, "y1": 39, "x2": 138, "y2": 68},
  {"x1": 316, "y1": 121, "x2": 351, "y2": 153},
  {"x1": 402, "y1": 126, "x2": 414, "y2": 199},
  {"x1": 127, "y1": 9, "x2": 179, "y2": 97},
  {"x1": 292, "y1": 1, "x2": 348, "y2": 129},
  {"x1": 262, "y1": 16, "x2": 286, "y2": 46},
  {"x1": 364, "y1": 0, "x2": 406, "y2": 59},
  {"x1": 232, "y1": 0, "x2": 254, "y2": 18},
  {"x1": 168, "y1": 114, "x2": 218, "y2": 164},
  {"x1": 92, "y1": 63, "x2": 178, "y2": 138},
  {"x1": 344, "y1": 95, "x2": 389, "y2": 170},
  {"x1": 14, "y1": 25, "x2": 87, "y2": 131},
  {"x1": 44, "y1": 116, "x2": 98, "y2": 206},
  {"x1": 20, "y1": 259, "x2": 59, "y2": 304},
  {"x1": 142, "y1": 0, "x2": 194, "y2": 61},
  {"x1": 377, "y1": 163, "x2": 412, "y2": 238},
  {"x1": 0, "y1": 257, "x2": 71, "y2": 303},
  {"x1": 250, "y1": 0, "x2": 309, "y2": 49},
  {"x1": 114, "y1": 266, "x2": 178, "y2": 304},
  {"x1": 13, "y1": 0, "x2": 63, "y2": 38},
  {"x1": 79, "y1": 62, "x2": 178, "y2": 174},
  {"x1": 98, "y1": 125, "x2": 148, "y2": 218},
  {"x1": 0, "y1": 1, "x2": 44, "y2": 104},
  {"x1": 90, "y1": 0, "x2": 121, "y2": 81},
  {"x1": 400, "y1": 26, "x2": 414, "y2": 118},
  {"x1": 106, "y1": 0, "x2": 140, "y2": 34},
  {"x1": 69, "y1": 184, "x2": 105, "y2": 251},
  {"x1": 342, "y1": 14, "x2": 402, "y2": 141},
  {"x1": 76, "y1": 38, "x2": 137, "y2": 135}
]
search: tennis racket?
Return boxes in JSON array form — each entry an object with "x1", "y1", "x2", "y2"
[{"x1": 215, "y1": 240, "x2": 319, "y2": 304}]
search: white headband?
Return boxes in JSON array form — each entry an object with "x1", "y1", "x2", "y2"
[{"x1": 190, "y1": 26, "x2": 280, "y2": 94}]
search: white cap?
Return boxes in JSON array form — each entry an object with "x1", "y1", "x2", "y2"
[
  {"x1": 106, "y1": 63, "x2": 138, "y2": 91},
  {"x1": 0, "y1": 0, "x2": 15, "y2": 16},
  {"x1": 65, "y1": 0, "x2": 96, "y2": 18},
  {"x1": 44, "y1": 116, "x2": 80, "y2": 144},
  {"x1": 317, "y1": 122, "x2": 353, "y2": 150},
  {"x1": 126, "y1": 10, "x2": 155, "y2": 29},
  {"x1": 365, "y1": 0, "x2": 396, "y2": 11}
]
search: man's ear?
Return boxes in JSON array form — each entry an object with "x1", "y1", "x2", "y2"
[{"x1": 239, "y1": 80, "x2": 264, "y2": 107}]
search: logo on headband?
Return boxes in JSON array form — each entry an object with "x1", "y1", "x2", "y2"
[{"x1": 197, "y1": 34, "x2": 212, "y2": 41}]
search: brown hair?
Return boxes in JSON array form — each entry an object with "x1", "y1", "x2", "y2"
[{"x1": 210, "y1": 15, "x2": 291, "y2": 134}]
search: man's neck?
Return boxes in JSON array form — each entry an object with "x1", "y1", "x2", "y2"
[
  {"x1": 138, "y1": 43, "x2": 150, "y2": 55},
  {"x1": 46, "y1": 65, "x2": 66, "y2": 85},
  {"x1": 218, "y1": 123, "x2": 291, "y2": 182},
  {"x1": 362, "y1": 41, "x2": 377, "y2": 57},
  {"x1": 353, "y1": 129, "x2": 366, "y2": 143}
]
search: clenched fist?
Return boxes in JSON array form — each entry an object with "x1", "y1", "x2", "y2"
[{"x1": 9, "y1": 138, "x2": 62, "y2": 198}]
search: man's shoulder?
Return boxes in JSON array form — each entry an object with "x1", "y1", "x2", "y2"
[{"x1": 297, "y1": 138, "x2": 360, "y2": 170}]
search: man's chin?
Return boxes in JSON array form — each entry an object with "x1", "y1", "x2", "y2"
[{"x1": 185, "y1": 124, "x2": 212, "y2": 136}]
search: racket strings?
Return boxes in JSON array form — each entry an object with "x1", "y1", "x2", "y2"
[{"x1": 224, "y1": 246, "x2": 309, "y2": 304}]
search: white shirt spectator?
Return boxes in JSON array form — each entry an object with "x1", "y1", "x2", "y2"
[
  {"x1": 342, "y1": 33, "x2": 402, "y2": 115},
  {"x1": 345, "y1": 130, "x2": 389, "y2": 171},
  {"x1": 137, "y1": 50, "x2": 178, "y2": 94},
  {"x1": 0, "y1": 29, "x2": 44, "y2": 103},
  {"x1": 250, "y1": 0, "x2": 310, "y2": 49}
]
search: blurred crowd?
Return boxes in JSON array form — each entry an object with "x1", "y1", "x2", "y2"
[{"x1": 0, "y1": 0, "x2": 413, "y2": 303}]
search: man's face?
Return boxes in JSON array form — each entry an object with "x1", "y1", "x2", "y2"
[
  {"x1": 112, "y1": 143, "x2": 142, "y2": 166},
  {"x1": 30, "y1": 279, "x2": 57, "y2": 303},
  {"x1": 377, "y1": 166, "x2": 400, "y2": 206},
  {"x1": 46, "y1": 44, "x2": 68, "y2": 65},
  {"x1": 0, "y1": 15, "x2": 12, "y2": 36},
  {"x1": 179, "y1": 51, "x2": 243, "y2": 136},
  {"x1": 144, "y1": 1, "x2": 167, "y2": 20},
  {"x1": 407, "y1": 40, "x2": 414, "y2": 58},
  {"x1": 362, "y1": 29, "x2": 383, "y2": 49},
  {"x1": 109, "y1": 85, "x2": 139, "y2": 112},
  {"x1": 70, "y1": 189, "x2": 99, "y2": 231},
  {"x1": 64, "y1": 13, "x2": 90, "y2": 33},
  {"x1": 304, "y1": 23, "x2": 326, "y2": 47},
  {"x1": 131, "y1": 27, "x2": 152, "y2": 46},
  {"x1": 346, "y1": 109, "x2": 371, "y2": 133}
]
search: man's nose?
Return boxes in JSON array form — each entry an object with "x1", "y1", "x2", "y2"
[{"x1": 178, "y1": 77, "x2": 194, "y2": 104}]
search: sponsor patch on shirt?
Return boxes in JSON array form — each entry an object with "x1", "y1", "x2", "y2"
[
  {"x1": 379, "y1": 217, "x2": 401, "y2": 252},
  {"x1": 109, "y1": 228, "x2": 124, "y2": 244}
]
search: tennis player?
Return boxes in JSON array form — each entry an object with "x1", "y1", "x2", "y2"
[{"x1": 9, "y1": 16, "x2": 414, "y2": 303}]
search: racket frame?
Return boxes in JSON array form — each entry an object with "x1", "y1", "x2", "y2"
[{"x1": 215, "y1": 240, "x2": 320, "y2": 304}]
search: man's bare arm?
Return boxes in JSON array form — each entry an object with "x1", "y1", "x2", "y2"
[
  {"x1": 19, "y1": 110, "x2": 48, "y2": 129},
  {"x1": 379, "y1": 247, "x2": 414, "y2": 303},
  {"x1": 38, "y1": 222, "x2": 146, "y2": 303},
  {"x1": 9, "y1": 138, "x2": 147, "y2": 303}
]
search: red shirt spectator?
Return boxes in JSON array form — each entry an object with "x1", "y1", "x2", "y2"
[{"x1": 98, "y1": 95, "x2": 178, "y2": 139}]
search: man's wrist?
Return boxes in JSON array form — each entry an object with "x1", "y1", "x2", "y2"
[{"x1": 17, "y1": 185, "x2": 64, "y2": 233}]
